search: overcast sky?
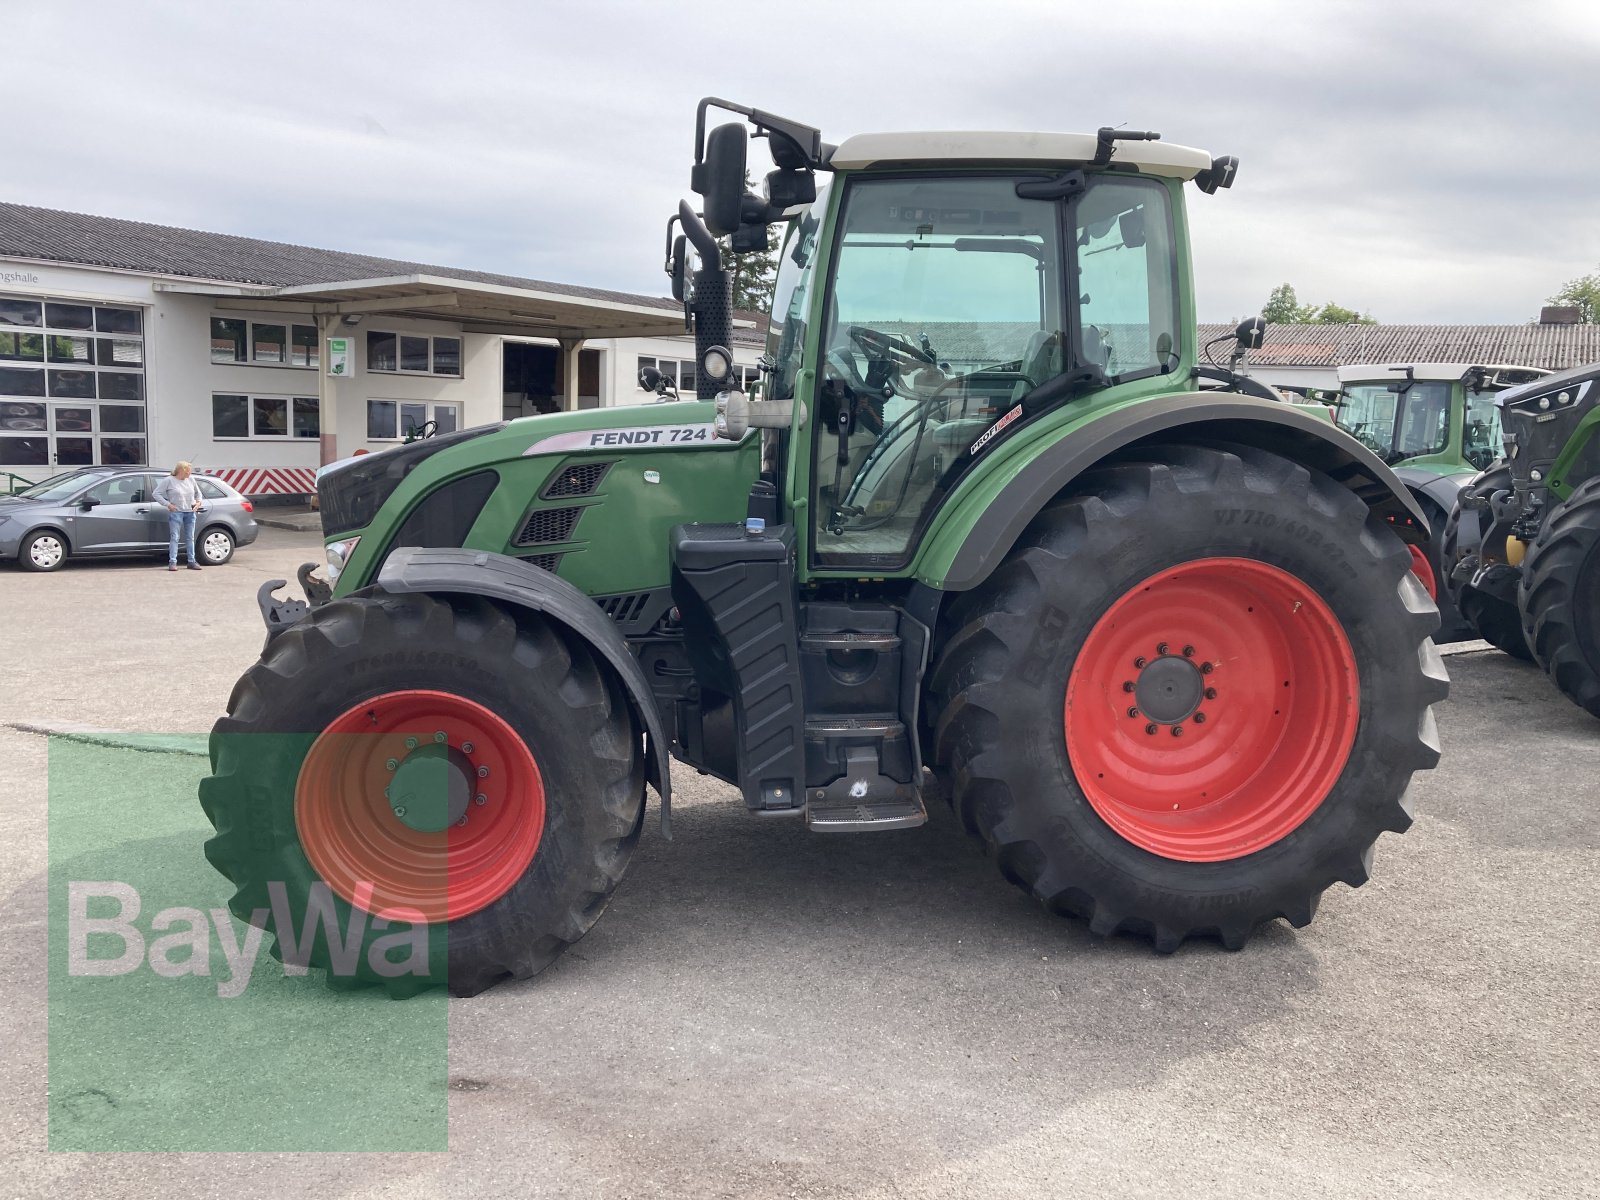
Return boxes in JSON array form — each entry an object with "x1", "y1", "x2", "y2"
[{"x1": 7, "y1": 0, "x2": 1599, "y2": 323}]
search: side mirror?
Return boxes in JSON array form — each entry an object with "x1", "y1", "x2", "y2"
[
  {"x1": 80, "y1": 498, "x2": 99, "y2": 510},
  {"x1": 669, "y1": 234, "x2": 688, "y2": 303},
  {"x1": 639, "y1": 365, "x2": 664, "y2": 392},
  {"x1": 696, "y1": 122, "x2": 748, "y2": 237},
  {"x1": 1234, "y1": 317, "x2": 1267, "y2": 350},
  {"x1": 765, "y1": 167, "x2": 816, "y2": 211},
  {"x1": 1118, "y1": 208, "x2": 1146, "y2": 248},
  {"x1": 730, "y1": 222, "x2": 770, "y2": 254}
]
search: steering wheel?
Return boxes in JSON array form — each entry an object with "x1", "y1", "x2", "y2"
[{"x1": 849, "y1": 325, "x2": 936, "y2": 368}]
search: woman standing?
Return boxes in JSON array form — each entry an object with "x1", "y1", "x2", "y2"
[{"x1": 154, "y1": 461, "x2": 204, "y2": 572}]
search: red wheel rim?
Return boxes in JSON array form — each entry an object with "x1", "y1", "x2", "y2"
[
  {"x1": 1064, "y1": 558, "x2": 1359, "y2": 862},
  {"x1": 295, "y1": 689, "x2": 545, "y2": 923},
  {"x1": 1407, "y1": 543, "x2": 1438, "y2": 601}
]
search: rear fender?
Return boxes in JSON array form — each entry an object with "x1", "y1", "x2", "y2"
[
  {"x1": 374, "y1": 546, "x2": 673, "y2": 831},
  {"x1": 922, "y1": 392, "x2": 1430, "y2": 592}
]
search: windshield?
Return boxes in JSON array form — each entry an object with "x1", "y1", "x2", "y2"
[
  {"x1": 1463, "y1": 385, "x2": 1505, "y2": 470},
  {"x1": 1337, "y1": 381, "x2": 1451, "y2": 464},
  {"x1": 763, "y1": 183, "x2": 829, "y2": 403},
  {"x1": 15, "y1": 470, "x2": 102, "y2": 501},
  {"x1": 808, "y1": 173, "x2": 1180, "y2": 569}
]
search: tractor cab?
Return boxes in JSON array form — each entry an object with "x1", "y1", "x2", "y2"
[{"x1": 1335, "y1": 363, "x2": 1547, "y2": 475}]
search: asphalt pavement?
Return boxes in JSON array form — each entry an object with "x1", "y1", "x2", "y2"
[{"x1": 0, "y1": 528, "x2": 1595, "y2": 1198}]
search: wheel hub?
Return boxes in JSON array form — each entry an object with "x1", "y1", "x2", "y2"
[
  {"x1": 388, "y1": 744, "x2": 473, "y2": 832},
  {"x1": 1134, "y1": 655, "x2": 1204, "y2": 724}
]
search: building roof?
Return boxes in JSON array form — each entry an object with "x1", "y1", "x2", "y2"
[
  {"x1": 1201, "y1": 322, "x2": 1600, "y2": 373},
  {"x1": 0, "y1": 200, "x2": 678, "y2": 311},
  {"x1": 829, "y1": 132, "x2": 1213, "y2": 179}
]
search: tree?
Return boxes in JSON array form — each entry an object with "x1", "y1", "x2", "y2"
[
  {"x1": 1261, "y1": 283, "x2": 1314, "y2": 324},
  {"x1": 1260, "y1": 283, "x2": 1375, "y2": 324},
  {"x1": 1548, "y1": 267, "x2": 1600, "y2": 323}
]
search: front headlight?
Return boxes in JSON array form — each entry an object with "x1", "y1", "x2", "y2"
[{"x1": 325, "y1": 536, "x2": 360, "y2": 582}]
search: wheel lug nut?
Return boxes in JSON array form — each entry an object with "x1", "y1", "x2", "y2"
[
  {"x1": 434, "y1": 731, "x2": 448, "y2": 743},
  {"x1": 477, "y1": 765, "x2": 490, "y2": 778},
  {"x1": 1201, "y1": 662, "x2": 1214, "y2": 674},
  {"x1": 1156, "y1": 642, "x2": 1169, "y2": 655},
  {"x1": 456, "y1": 815, "x2": 468, "y2": 827},
  {"x1": 405, "y1": 736, "x2": 418, "y2": 750},
  {"x1": 1193, "y1": 712, "x2": 1207, "y2": 724},
  {"x1": 1171, "y1": 725, "x2": 1184, "y2": 737},
  {"x1": 1205, "y1": 687, "x2": 1217, "y2": 700},
  {"x1": 1134, "y1": 657, "x2": 1147, "y2": 669},
  {"x1": 1182, "y1": 645, "x2": 1195, "y2": 657},
  {"x1": 393, "y1": 805, "x2": 407, "y2": 817},
  {"x1": 475, "y1": 793, "x2": 487, "y2": 806},
  {"x1": 1122, "y1": 681, "x2": 1135, "y2": 693},
  {"x1": 385, "y1": 758, "x2": 398, "y2": 771},
  {"x1": 1127, "y1": 706, "x2": 1140, "y2": 718},
  {"x1": 1145, "y1": 724, "x2": 1157, "y2": 736},
  {"x1": 462, "y1": 741, "x2": 474, "y2": 754}
]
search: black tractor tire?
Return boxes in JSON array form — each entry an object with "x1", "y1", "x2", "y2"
[
  {"x1": 1411, "y1": 492, "x2": 1470, "y2": 641},
  {"x1": 199, "y1": 589, "x2": 645, "y2": 997},
  {"x1": 1520, "y1": 477, "x2": 1600, "y2": 719},
  {"x1": 928, "y1": 442, "x2": 1447, "y2": 952}
]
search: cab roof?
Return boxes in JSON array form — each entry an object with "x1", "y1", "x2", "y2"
[
  {"x1": 1336, "y1": 363, "x2": 1550, "y2": 386},
  {"x1": 827, "y1": 131, "x2": 1214, "y2": 179}
]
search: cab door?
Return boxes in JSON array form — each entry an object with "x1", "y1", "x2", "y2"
[{"x1": 73, "y1": 473, "x2": 161, "y2": 552}]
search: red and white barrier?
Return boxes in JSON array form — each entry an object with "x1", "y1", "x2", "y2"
[{"x1": 200, "y1": 467, "x2": 318, "y2": 498}]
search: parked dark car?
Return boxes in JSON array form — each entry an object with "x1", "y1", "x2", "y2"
[{"x1": 0, "y1": 466, "x2": 259, "y2": 572}]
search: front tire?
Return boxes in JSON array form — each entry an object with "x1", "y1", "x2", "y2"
[
  {"x1": 929, "y1": 443, "x2": 1447, "y2": 951},
  {"x1": 199, "y1": 590, "x2": 645, "y2": 996},
  {"x1": 1520, "y1": 478, "x2": 1600, "y2": 719},
  {"x1": 19, "y1": 529, "x2": 67, "y2": 572}
]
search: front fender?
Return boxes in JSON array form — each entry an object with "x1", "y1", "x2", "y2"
[
  {"x1": 919, "y1": 392, "x2": 1431, "y2": 592},
  {"x1": 375, "y1": 546, "x2": 673, "y2": 830}
]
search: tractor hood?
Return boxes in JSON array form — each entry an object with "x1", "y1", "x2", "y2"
[{"x1": 511, "y1": 398, "x2": 737, "y2": 458}]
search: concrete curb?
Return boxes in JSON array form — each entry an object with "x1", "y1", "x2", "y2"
[{"x1": 254, "y1": 511, "x2": 323, "y2": 533}]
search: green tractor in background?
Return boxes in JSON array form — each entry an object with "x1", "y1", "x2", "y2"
[
  {"x1": 1333, "y1": 362, "x2": 1546, "y2": 638},
  {"x1": 1448, "y1": 361, "x2": 1600, "y2": 717},
  {"x1": 200, "y1": 100, "x2": 1448, "y2": 996}
]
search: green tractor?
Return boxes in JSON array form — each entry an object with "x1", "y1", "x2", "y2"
[
  {"x1": 1448, "y1": 361, "x2": 1600, "y2": 716},
  {"x1": 200, "y1": 101, "x2": 1448, "y2": 996},
  {"x1": 1333, "y1": 362, "x2": 1547, "y2": 636}
]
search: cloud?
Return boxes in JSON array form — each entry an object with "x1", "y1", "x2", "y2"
[{"x1": 6, "y1": 0, "x2": 1599, "y2": 322}]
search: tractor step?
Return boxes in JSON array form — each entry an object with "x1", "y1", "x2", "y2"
[
  {"x1": 806, "y1": 792, "x2": 927, "y2": 833},
  {"x1": 804, "y1": 744, "x2": 926, "y2": 833}
]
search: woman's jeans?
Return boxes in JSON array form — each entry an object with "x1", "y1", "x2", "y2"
[{"x1": 167, "y1": 510, "x2": 196, "y2": 565}]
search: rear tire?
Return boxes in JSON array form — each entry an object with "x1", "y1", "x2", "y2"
[
  {"x1": 199, "y1": 590, "x2": 645, "y2": 996},
  {"x1": 929, "y1": 443, "x2": 1447, "y2": 951},
  {"x1": 1459, "y1": 588, "x2": 1533, "y2": 661},
  {"x1": 199, "y1": 525, "x2": 235, "y2": 565},
  {"x1": 1520, "y1": 478, "x2": 1600, "y2": 719}
]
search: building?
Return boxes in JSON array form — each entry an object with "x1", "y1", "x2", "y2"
[
  {"x1": 1202, "y1": 311, "x2": 1600, "y2": 393},
  {"x1": 0, "y1": 202, "x2": 765, "y2": 496}
]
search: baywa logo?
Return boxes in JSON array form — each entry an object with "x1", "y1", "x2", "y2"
[{"x1": 67, "y1": 880, "x2": 429, "y2": 998}]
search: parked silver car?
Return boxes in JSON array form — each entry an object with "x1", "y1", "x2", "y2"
[{"x1": 0, "y1": 466, "x2": 259, "y2": 572}]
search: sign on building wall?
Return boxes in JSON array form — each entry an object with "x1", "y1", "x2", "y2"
[{"x1": 327, "y1": 336, "x2": 352, "y2": 377}]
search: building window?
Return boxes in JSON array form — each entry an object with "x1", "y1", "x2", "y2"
[
  {"x1": 211, "y1": 316, "x2": 319, "y2": 368},
  {"x1": 291, "y1": 324, "x2": 319, "y2": 368},
  {"x1": 253, "y1": 323, "x2": 286, "y2": 364},
  {"x1": 1, "y1": 294, "x2": 147, "y2": 468},
  {"x1": 366, "y1": 330, "x2": 462, "y2": 377},
  {"x1": 211, "y1": 318, "x2": 247, "y2": 363},
  {"x1": 212, "y1": 392, "x2": 319, "y2": 439},
  {"x1": 367, "y1": 399, "x2": 462, "y2": 440}
]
